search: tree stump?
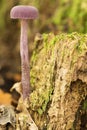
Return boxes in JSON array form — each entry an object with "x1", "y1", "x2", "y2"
[{"x1": 30, "y1": 32, "x2": 87, "y2": 130}]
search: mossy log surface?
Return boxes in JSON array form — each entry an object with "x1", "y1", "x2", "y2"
[
  {"x1": 0, "y1": 32, "x2": 87, "y2": 130},
  {"x1": 30, "y1": 32, "x2": 87, "y2": 130}
]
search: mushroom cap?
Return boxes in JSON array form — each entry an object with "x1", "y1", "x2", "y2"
[{"x1": 10, "y1": 5, "x2": 38, "y2": 19}]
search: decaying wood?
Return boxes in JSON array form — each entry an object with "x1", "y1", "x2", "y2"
[
  {"x1": 0, "y1": 32, "x2": 87, "y2": 130},
  {"x1": 29, "y1": 32, "x2": 87, "y2": 130}
]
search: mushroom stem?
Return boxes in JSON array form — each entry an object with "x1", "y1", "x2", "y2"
[{"x1": 20, "y1": 19, "x2": 30, "y2": 99}]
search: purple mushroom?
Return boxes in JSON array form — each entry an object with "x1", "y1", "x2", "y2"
[{"x1": 10, "y1": 6, "x2": 38, "y2": 99}]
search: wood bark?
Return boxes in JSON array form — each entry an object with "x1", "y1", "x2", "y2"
[{"x1": 30, "y1": 32, "x2": 87, "y2": 130}]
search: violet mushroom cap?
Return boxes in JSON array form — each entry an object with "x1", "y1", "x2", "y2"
[
  {"x1": 10, "y1": 5, "x2": 39, "y2": 19},
  {"x1": 10, "y1": 5, "x2": 38, "y2": 99}
]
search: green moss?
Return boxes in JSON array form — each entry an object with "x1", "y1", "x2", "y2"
[
  {"x1": 76, "y1": 37, "x2": 87, "y2": 53},
  {"x1": 30, "y1": 32, "x2": 87, "y2": 115},
  {"x1": 82, "y1": 100, "x2": 87, "y2": 110}
]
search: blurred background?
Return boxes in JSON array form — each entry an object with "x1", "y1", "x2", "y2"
[{"x1": 0, "y1": 0, "x2": 87, "y2": 104}]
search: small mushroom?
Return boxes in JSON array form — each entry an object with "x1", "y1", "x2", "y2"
[{"x1": 10, "y1": 6, "x2": 38, "y2": 99}]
